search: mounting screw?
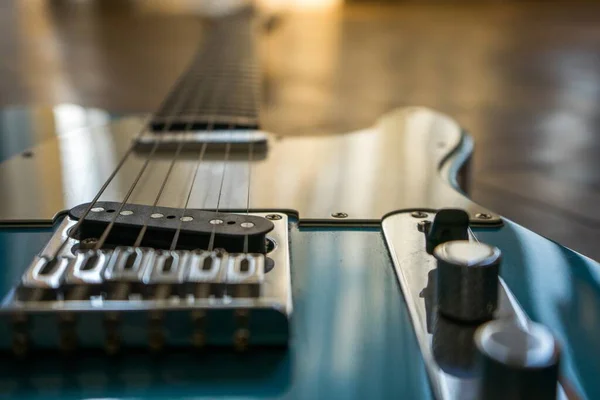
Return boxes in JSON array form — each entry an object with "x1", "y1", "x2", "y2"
[
  {"x1": 411, "y1": 211, "x2": 428, "y2": 219},
  {"x1": 91, "y1": 207, "x2": 105, "y2": 213},
  {"x1": 266, "y1": 214, "x2": 282, "y2": 220},
  {"x1": 331, "y1": 212, "x2": 348, "y2": 219},
  {"x1": 209, "y1": 219, "x2": 224, "y2": 225},
  {"x1": 120, "y1": 210, "x2": 133, "y2": 216},
  {"x1": 476, "y1": 213, "x2": 492, "y2": 220},
  {"x1": 241, "y1": 222, "x2": 254, "y2": 228}
]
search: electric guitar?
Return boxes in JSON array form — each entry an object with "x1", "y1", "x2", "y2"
[{"x1": 0, "y1": 8, "x2": 597, "y2": 400}]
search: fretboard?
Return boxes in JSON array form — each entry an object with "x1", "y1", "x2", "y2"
[{"x1": 151, "y1": 8, "x2": 259, "y2": 132}]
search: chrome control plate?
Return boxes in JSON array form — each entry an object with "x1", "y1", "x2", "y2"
[
  {"x1": 382, "y1": 211, "x2": 567, "y2": 400},
  {"x1": 0, "y1": 212, "x2": 291, "y2": 354}
]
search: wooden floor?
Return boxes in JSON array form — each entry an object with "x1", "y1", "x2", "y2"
[{"x1": 1, "y1": 1, "x2": 600, "y2": 259}]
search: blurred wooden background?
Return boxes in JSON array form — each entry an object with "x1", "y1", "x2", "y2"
[{"x1": 1, "y1": 0, "x2": 600, "y2": 259}]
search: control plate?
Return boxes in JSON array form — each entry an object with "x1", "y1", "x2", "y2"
[{"x1": 382, "y1": 211, "x2": 567, "y2": 400}]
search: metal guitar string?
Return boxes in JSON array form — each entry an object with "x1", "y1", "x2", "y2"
[
  {"x1": 168, "y1": 141, "x2": 209, "y2": 251},
  {"x1": 49, "y1": 117, "x2": 152, "y2": 259},
  {"x1": 131, "y1": 139, "x2": 185, "y2": 248},
  {"x1": 93, "y1": 140, "x2": 160, "y2": 250},
  {"x1": 171, "y1": 25, "x2": 256, "y2": 252},
  {"x1": 208, "y1": 17, "x2": 258, "y2": 253},
  {"x1": 204, "y1": 19, "x2": 259, "y2": 253},
  {"x1": 133, "y1": 35, "x2": 230, "y2": 249},
  {"x1": 90, "y1": 47, "x2": 215, "y2": 251},
  {"x1": 46, "y1": 41, "x2": 214, "y2": 260},
  {"x1": 171, "y1": 114, "x2": 234, "y2": 253},
  {"x1": 243, "y1": 139, "x2": 254, "y2": 253},
  {"x1": 167, "y1": 55, "x2": 238, "y2": 251},
  {"x1": 206, "y1": 138, "x2": 232, "y2": 252},
  {"x1": 166, "y1": 69, "x2": 238, "y2": 252},
  {"x1": 112, "y1": 19, "x2": 238, "y2": 252},
  {"x1": 468, "y1": 226, "x2": 480, "y2": 243},
  {"x1": 49, "y1": 14, "x2": 256, "y2": 260},
  {"x1": 242, "y1": 47, "x2": 260, "y2": 254}
]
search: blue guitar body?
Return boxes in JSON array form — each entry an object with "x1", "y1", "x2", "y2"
[{"x1": 0, "y1": 102, "x2": 598, "y2": 399}]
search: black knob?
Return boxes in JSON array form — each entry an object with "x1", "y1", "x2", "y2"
[
  {"x1": 434, "y1": 240, "x2": 501, "y2": 322},
  {"x1": 475, "y1": 320, "x2": 560, "y2": 400}
]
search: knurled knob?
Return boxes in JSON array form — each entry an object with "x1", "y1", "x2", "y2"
[
  {"x1": 434, "y1": 240, "x2": 501, "y2": 322},
  {"x1": 474, "y1": 320, "x2": 560, "y2": 400}
]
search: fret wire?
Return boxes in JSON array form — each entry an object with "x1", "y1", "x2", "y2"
[{"x1": 151, "y1": 10, "x2": 258, "y2": 131}]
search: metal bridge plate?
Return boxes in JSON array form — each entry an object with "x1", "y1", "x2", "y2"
[{"x1": 0, "y1": 212, "x2": 292, "y2": 354}]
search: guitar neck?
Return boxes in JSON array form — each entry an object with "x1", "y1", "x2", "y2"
[{"x1": 151, "y1": 9, "x2": 260, "y2": 132}]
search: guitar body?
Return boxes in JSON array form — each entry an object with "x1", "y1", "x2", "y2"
[{"x1": 0, "y1": 103, "x2": 598, "y2": 399}]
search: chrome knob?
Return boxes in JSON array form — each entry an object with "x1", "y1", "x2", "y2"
[
  {"x1": 475, "y1": 320, "x2": 560, "y2": 400},
  {"x1": 434, "y1": 240, "x2": 501, "y2": 322}
]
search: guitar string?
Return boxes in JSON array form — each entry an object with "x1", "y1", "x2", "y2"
[
  {"x1": 468, "y1": 227, "x2": 480, "y2": 243},
  {"x1": 92, "y1": 44, "x2": 217, "y2": 251},
  {"x1": 50, "y1": 14, "x2": 254, "y2": 261},
  {"x1": 170, "y1": 22, "x2": 255, "y2": 252},
  {"x1": 168, "y1": 58, "x2": 239, "y2": 251},
  {"x1": 206, "y1": 139, "x2": 232, "y2": 252},
  {"x1": 105, "y1": 18, "x2": 240, "y2": 252},
  {"x1": 206, "y1": 29, "x2": 256, "y2": 253},
  {"x1": 243, "y1": 40, "x2": 260, "y2": 254},
  {"x1": 48, "y1": 38, "x2": 215, "y2": 260},
  {"x1": 133, "y1": 34, "x2": 230, "y2": 249},
  {"x1": 166, "y1": 82, "x2": 234, "y2": 251},
  {"x1": 242, "y1": 138, "x2": 254, "y2": 254},
  {"x1": 50, "y1": 116, "x2": 152, "y2": 259},
  {"x1": 206, "y1": 11, "x2": 258, "y2": 254}
]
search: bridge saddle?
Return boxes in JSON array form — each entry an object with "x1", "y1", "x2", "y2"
[{"x1": 0, "y1": 206, "x2": 291, "y2": 355}]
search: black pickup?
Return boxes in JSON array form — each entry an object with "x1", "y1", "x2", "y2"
[{"x1": 68, "y1": 202, "x2": 274, "y2": 253}]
